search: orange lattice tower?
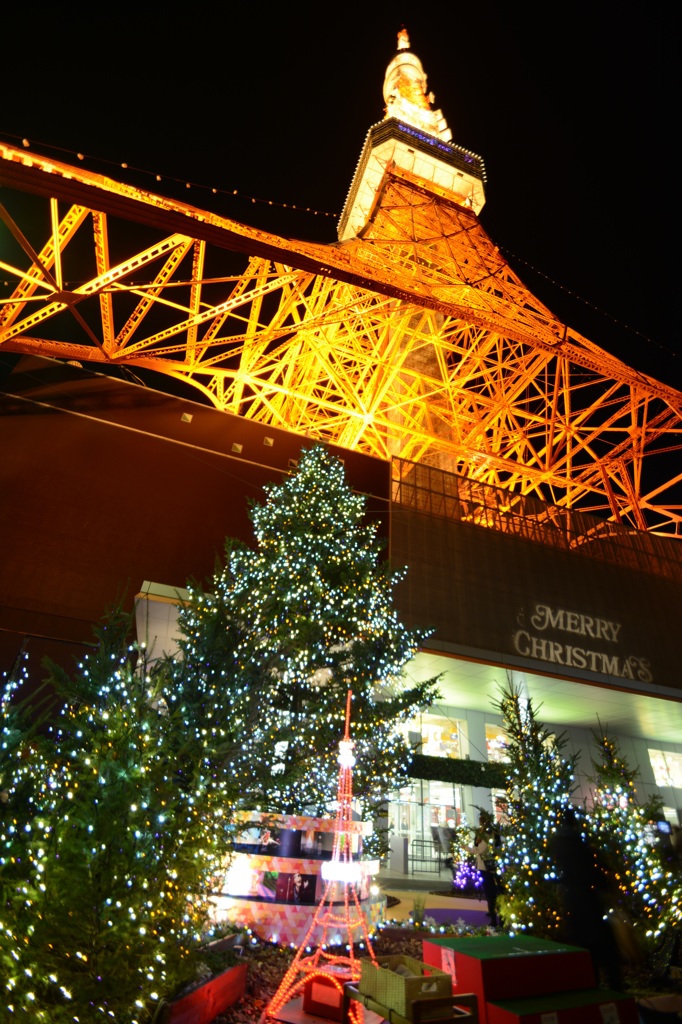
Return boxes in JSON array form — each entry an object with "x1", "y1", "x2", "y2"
[
  {"x1": 1, "y1": 29, "x2": 681, "y2": 535},
  {"x1": 262, "y1": 691, "x2": 376, "y2": 1024}
]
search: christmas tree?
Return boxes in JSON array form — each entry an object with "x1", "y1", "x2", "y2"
[
  {"x1": 493, "y1": 682, "x2": 577, "y2": 936},
  {"x1": 171, "y1": 445, "x2": 439, "y2": 843},
  {"x1": 446, "y1": 814, "x2": 483, "y2": 895},
  {"x1": 0, "y1": 644, "x2": 53, "y2": 1011},
  {"x1": 0, "y1": 610, "x2": 233, "y2": 1023},
  {"x1": 588, "y1": 728, "x2": 681, "y2": 947}
]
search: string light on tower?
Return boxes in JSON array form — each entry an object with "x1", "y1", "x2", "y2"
[{"x1": 262, "y1": 691, "x2": 378, "y2": 1024}]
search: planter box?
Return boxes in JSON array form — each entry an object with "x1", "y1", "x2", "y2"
[
  {"x1": 379, "y1": 926, "x2": 435, "y2": 940},
  {"x1": 164, "y1": 961, "x2": 247, "y2": 1024},
  {"x1": 360, "y1": 955, "x2": 451, "y2": 1020}
]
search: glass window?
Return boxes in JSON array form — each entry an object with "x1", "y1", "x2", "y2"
[
  {"x1": 420, "y1": 714, "x2": 466, "y2": 758},
  {"x1": 427, "y1": 780, "x2": 463, "y2": 827},
  {"x1": 492, "y1": 789, "x2": 509, "y2": 825},
  {"x1": 389, "y1": 783, "x2": 417, "y2": 835},
  {"x1": 649, "y1": 749, "x2": 682, "y2": 788},
  {"x1": 486, "y1": 724, "x2": 510, "y2": 763},
  {"x1": 387, "y1": 780, "x2": 464, "y2": 843}
]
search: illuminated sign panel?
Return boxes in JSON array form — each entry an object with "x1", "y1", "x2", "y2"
[
  {"x1": 391, "y1": 506, "x2": 680, "y2": 690},
  {"x1": 512, "y1": 603, "x2": 653, "y2": 683}
]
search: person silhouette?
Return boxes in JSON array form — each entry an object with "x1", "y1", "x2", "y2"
[
  {"x1": 467, "y1": 812, "x2": 501, "y2": 928},
  {"x1": 549, "y1": 807, "x2": 623, "y2": 990}
]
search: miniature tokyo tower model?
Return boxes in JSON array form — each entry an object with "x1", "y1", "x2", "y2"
[{"x1": 262, "y1": 691, "x2": 377, "y2": 1024}]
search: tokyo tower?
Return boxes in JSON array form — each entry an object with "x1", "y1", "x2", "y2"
[{"x1": 0, "y1": 29, "x2": 680, "y2": 537}]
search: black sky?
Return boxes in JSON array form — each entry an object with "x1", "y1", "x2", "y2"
[{"x1": 2, "y1": 4, "x2": 678, "y2": 390}]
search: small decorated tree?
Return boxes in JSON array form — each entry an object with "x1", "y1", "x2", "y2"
[
  {"x1": 446, "y1": 814, "x2": 483, "y2": 895},
  {"x1": 0, "y1": 645, "x2": 53, "y2": 1010},
  {"x1": 0, "y1": 610, "x2": 233, "y2": 1022},
  {"x1": 493, "y1": 682, "x2": 577, "y2": 936},
  {"x1": 171, "y1": 445, "x2": 439, "y2": 846},
  {"x1": 588, "y1": 728, "x2": 681, "y2": 949}
]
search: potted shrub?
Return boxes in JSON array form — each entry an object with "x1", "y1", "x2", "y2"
[{"x1": 156, "y1": 937, "x2": 248, "y2": 1024}]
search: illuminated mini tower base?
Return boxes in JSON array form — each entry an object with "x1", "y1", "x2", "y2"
[
  {"x1": 262, "y1": 692, "x2": 378, "y2": 1024},
  {"x1": 208, "y1": 811, "x2": 383, "y2": 947}
]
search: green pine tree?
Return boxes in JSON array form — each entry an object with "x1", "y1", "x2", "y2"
[
  {"x1": 588, "y1": 728, "x2": 681, "y2": 949},
  {"x1": 1, "y1": 610, "x2": 233, "y2": 1023},
  {"x1": 170, "y1": 445, "x2": 439, "y2": 846},
  {"x1": 494, "y1": 682, "x2": 577, "y2": 937},
  {"x1": 0, "y1": 644, "x2": 54, "y2": 1014}
]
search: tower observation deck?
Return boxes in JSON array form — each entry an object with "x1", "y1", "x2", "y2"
[{"x1": 0, "y1": 30, "x2": 680, "y2": 538}]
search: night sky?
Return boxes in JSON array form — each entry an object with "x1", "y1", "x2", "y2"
[{"x1": 2, "y1": 4, "x2": 678, "y2": 390}]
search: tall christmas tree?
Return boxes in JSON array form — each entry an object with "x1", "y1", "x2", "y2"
[
  {"x1": 0, "y1": 610, "x2": 234, "y2": 1023},
  {"x1": 588, "y1": 728, "x2": 681, "y2": 946},
  {"x1": 494, "y1": 682, "x2": 577, "y2": 937},
  {"x1": 171, "y1": 445, "x2": 439, "y2": 843}
]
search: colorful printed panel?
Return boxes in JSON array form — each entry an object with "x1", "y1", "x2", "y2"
[{"x1": 209, "y1": 892, "x2": 386, "y2": 946}]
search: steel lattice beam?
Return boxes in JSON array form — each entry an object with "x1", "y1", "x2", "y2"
[{"x1": 1, "y1": 142, "x2": 680, "y2": 537}]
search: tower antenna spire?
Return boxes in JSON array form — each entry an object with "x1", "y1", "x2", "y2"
[{"x1": 383, "y1": 26, "x2": 451, "y2": 141}]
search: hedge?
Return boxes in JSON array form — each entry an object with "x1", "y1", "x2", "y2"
[{"x1": 406, "y1": 753, "x2": 508, "y2": 789}]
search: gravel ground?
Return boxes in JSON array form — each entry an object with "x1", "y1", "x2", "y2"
[{"x1": 212, "y1": 931, "x2": 424, "y2": 1024}]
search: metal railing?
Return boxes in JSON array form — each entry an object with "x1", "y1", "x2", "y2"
[
  {"x1": 392, "y1": 458, "x2": 682, "y2": 582},
  {"x1": 409, "y1": 838, "x2": 442, "y2": 875}
]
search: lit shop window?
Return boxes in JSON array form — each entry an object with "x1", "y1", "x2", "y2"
[
  {"x1": 389, "y1": 783, "x2": 417, "y2": 835},
  {"x1": 649, "y1": 749, "x2": 682, "y2": 788},
  {"x1": 492, "y1": 789, "x2": 509, "y2": 825},
  {"x1": 388, "y1": 780, "x2": 464, "y2": 836},
  {"x1": 420, "y1": 716, "x2": 466, "y2": 758},
  {"x1": 427, "y1": 780, "x2": 463, "y2": 825},
  {"x1": 486, "y1": 724, "x2": 510, "y2": 763}
]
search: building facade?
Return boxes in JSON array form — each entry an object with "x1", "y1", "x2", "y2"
[{"x1": 1, "y1": 30, "x2": 681, "y2": 865}]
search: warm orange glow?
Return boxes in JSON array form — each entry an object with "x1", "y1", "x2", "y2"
[
  {"x1": 383, "y1": 29, "x2": 450, "y2": 138},
  {"x1": 1, "y1": 142, "x2": 681, "y2": 537}
]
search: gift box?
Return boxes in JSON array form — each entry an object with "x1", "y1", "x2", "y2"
[
  {"x1": 486, "y1": 989, "x2": 638, "y2": 1024},
  {"x1": 422, "y1": 935, "x2": 594, "y2": 999},
  {"x1": 303, "y1": 968, "x2": 349, "y2": 1021}
]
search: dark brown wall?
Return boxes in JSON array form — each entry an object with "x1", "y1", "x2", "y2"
[
  {"x1": 391, "y1": 506, "x2": 681, "y2": 693},
  {"x1": 0, "y1": 356, "x2": 390, "y2": 670},
  {"x1": 4, "y1": 355, "x2": 678, "y2": 699}
]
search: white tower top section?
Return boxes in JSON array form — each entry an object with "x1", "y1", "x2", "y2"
[
  {"x1": 338, "y1": 29, "x2": 486, "y2": 241},
  {"x1": 383, "y1": 28, "x2": 452, "y2": 143}
]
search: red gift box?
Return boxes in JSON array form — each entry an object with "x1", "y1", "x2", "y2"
[{"x1": 303, "y1": 970, "x2": 350, "y2": 1021}]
